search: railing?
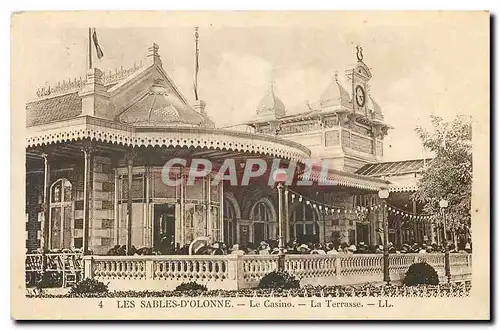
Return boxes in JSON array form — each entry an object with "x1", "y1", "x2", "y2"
[
  {"x1": 25, "y1": 253, "x2": 83, "y2": 288},
  {"x1": 81, "y1": 253, "x2": 472, "y2": 291},
  {"x1": 88, "y1": 255, "x2": 235, "y2": 291}
]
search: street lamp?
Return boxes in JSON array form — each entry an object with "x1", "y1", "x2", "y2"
[
  {"x1": 378, "y1": 188, "x2": 390, "y2": 284},
  {"x1": 273, "y1": 169, "x2": 288, "y2": 272},
  {"x1": 439, "y1": 198, "x2": 451, "y2": 283}
]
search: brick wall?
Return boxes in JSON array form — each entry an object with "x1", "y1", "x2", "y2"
[{"x1": 91, "y1": 155, "x2": 115, "y2": 255}]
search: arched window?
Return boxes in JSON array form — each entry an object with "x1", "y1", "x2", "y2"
[
  {"x1": 290, "y1": 203, "x2": 320, "y2": 243},
  {"x1": 49, "y1": 179, "x2": 75, "y2": 249},
  {"x1": 223, "y1": 198, "x2": 237, "y2": 246},
  {"x1": 251, "y1": 198, "x2": 276, "y2": 243}
]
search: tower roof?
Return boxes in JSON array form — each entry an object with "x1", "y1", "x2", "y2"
[
  {"x1": 256, "y1": 83, "x2": 286, "y2": 118},
  {"x1": 117, "y1": 78, "x2": 205, "y2": 127},
  {"x1": 319, "y1": 73, "x2": 351, "y2": 108}
]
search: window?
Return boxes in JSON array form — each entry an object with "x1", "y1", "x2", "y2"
[
  {"x1": 49, "y1": 179, "x2": 75, "y2": 250},
  {"x1": 291, "y1": 203, "x2": 320, "y2": 243},
  {"x1": 251, "y1": 199, "x2": 276, "y2": 243},
  {"x1": 223, "y1": 198, "x2": 237, "y2": 246}
]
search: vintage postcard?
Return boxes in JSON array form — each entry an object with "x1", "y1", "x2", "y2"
[{"x1": 11, "y1": 11, "x2": 490, "y2": 320}]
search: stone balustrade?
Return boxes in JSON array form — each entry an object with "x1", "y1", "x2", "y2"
[{"x1": 81, "y1": 253, "x2": 471, "y2": 291}]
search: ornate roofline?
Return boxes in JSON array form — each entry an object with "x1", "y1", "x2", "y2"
[
  {"x1": 298, "y1": 167, "x2": 390, "y2": 191},
  {"x1": 26, "y1": 116, "x2": 311, "y2": 162}
]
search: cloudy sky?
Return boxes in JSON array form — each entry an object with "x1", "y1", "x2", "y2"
[{"x1": 16, "y1": 12, "x2": 488, "y2": 161}]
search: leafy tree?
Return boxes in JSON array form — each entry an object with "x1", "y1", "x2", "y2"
[{"x1": 413, "y1": 115, "x2": 472, "y2": 232}]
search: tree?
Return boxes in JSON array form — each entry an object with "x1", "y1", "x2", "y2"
[{"x1": 413, "y1": 115, "x2": 472, "y2": 235}]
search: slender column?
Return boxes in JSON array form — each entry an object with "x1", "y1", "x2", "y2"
[
  {"x1": 126, "y1": 155, "x2": 133, "y2": 255},
  {"x1": 382, "y1": 200, "x2": 390, "y2": 283},
  {"x1": 277, "y1": 183, "x2": 285, "y2": 271},
  {"x1": 82, "y1": 146, "x2": 94, "y2": 255},
  {"x1": 283, "y1": 186, "x2": 289, "y2": 243},
  {"x1": 206, "y1": 178, "x2": 212, "y2": 240},
  {"x1": 412, "y1": 200, "x2": 418, "y2": 243},
  {"x1": 219, "y1": 181, "x2": 224, "y2": 242},
  {"x1": 144, "y1": 166, "x2": 150, "y2": 246},
  {"x1": 369, "y1": 200, "x2": 377, "y2": 246},
  {"x1": 179, "y1": 171, "x2": 185, "y2": 246},
  {"x1": 41, "y1": 154, "x2": 51, "y2": 252},
  {"x1": 114, "y1": 169, "x2": 119, "y2": 245}
]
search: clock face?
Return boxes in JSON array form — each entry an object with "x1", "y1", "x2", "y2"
[{"x1": 355, "y1": 85, "x2": 365, "y2": 107}]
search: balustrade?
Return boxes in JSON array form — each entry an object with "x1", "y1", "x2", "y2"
[{"x1": 55, "y1": 253, "x2": 472, "y2": 291}]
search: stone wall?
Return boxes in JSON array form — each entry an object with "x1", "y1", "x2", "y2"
[{"x1": 91, "y1": 155, "x2": 115, "y2": 255}]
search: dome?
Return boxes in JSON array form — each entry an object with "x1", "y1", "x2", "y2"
[
  {"x1": 117, "y1": 79, "x2": 205, "y2": 127},
  {"x1": 256, "y1": 83, "x2": 286, "y2": 118},
  {"x1": 319, "y1": 73, "x2": 351, "y2": 108}
]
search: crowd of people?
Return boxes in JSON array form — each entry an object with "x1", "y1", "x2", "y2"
[{"x1": 104, "y1": 238, "x2": 472, "y2": 256}]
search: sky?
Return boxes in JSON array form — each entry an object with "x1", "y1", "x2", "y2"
[{"x1": 15, "y1": 12, "x2": 488, "y2": 162}]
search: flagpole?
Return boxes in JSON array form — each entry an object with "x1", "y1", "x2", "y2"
[
  {"x1": 194, "y1": 26, "x2": 199, "y2": 101},
  {"x1": 88, "y1": 28, "x2": 93, "y2": 70}
]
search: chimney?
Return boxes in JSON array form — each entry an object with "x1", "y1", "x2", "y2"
[
  {"x1": 78, "y1": 68, "x2": 110, "y2": 118},
  {"x1": 147, "y1": 43, "x2": 162, "y2": 66}
]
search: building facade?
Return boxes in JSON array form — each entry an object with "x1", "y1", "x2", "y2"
[{"x1": 25, "y1": 41, "x2": 433, "y2": 257}]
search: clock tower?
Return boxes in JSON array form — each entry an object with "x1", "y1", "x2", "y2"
[{"x1": 348, "y1": 46, "x2": 373, "y2": 117}]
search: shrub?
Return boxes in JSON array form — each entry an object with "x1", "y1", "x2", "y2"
[
  {"x1": 174, "y1": 282, "x2": 208, "y2": 292},
  {"x1": 69, "y1": 278, "x2": 109, "y2": 295},
  {"x1": 403, "y1": 262, "x2": 439, "y2": 286},
  {"x1": 35, "y1": 271, "x2": 63, "y2": 289},
  {"x1": 258, "y1": 271, "x2": 300, "y2": 289}
]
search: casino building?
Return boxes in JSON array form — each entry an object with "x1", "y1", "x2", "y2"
[{"x1": 25, "y1": 38, "x2": 431, "y2": 256}]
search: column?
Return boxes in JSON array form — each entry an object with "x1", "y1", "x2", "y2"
[
  {"x1": 126, "y1": 153, "x2": 133, "y2": 255},
  {"x1": 369, "y1": 199, "x2": 377, "y2": 246},
  {"x1": 412, "y1": 200, "x2": 418, "y2": 244},
  {"x1": 41, "y1": 153, "x2": 51, "y2": 251},
  {"x1": 284, "y1": 186, "x2": 289, "y2": 243},
  {"x1": 114, "y1": 169, "x2": 119, "y2": 245},
  {"x1": 82, "y1": 146, "x2": 94, "y2": 255},
  {"x1": 206, "y1": 178, "x2": 212, "y2": 240},
  {"x1": 219, "y1": 180, "x2": 224, "y2": 242},
  {"x1": 144, "y1": 166, "x2": 150, "y2": 246}
]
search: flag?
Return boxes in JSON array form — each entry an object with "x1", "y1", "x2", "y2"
[{"x1": 92, "y1": 28, "x2": 104, "y2": 59}]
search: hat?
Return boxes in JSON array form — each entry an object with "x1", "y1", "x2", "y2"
[
  {"x1": 259, "y1": 241, "x2": 270, "y2": 250},
  {"x1": 230, "y1": 244, "x2": 240, "y2": 251},
  {"x1": 359, "y1": 242, "x2": 365, "y2": 246},
  {"x1": 378, "y1": 245, "x2": 384, "y2": 250},
  {"x1": 348, "y1": 245, "x2": 357, "y2": 252},
  {"x1": 298, "y1": 244, "x2": 310, "y2": 251}
]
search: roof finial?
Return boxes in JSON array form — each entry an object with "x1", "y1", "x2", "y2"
[{"x1": 356, "y1": 45, "x2": 364, "y2": 62}]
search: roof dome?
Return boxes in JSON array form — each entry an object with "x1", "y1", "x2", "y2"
[
  {"x1": 319, "y1": 73, "x2": 351, "y2": 108},
  {"x1": 117, "y1": 79, "x2": 205, "y2": 127},
  {"x1": 256, "y1": 83, "x2": 286, "y2": 118}
]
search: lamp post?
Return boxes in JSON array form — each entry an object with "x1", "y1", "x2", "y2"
[
  {"x1": 273, "y1": 169, "x2": 288, "y2": 272},
  {"x1": 439, "y1": 198, "x2": 451, "y2": 283},
  {"x1": 378, "y1": 188, "x2": 390, "y2": 284}
]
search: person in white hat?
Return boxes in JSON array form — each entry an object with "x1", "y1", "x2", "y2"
[
  {"x1": 259, "y1": 241, "x2": 270, "y2": 255},
  {"x1": 326, "y1": 243, "x2": 338, "y2": 255},
  {"x1": 230, "y1": 244, "x2": 245, "y2": 255},
  {"x1": 346, "y1": 245, "x2": 357, "y2": 254},
  {"x1": 297, "y1": 244, "x2": 310, "y2": 254}
]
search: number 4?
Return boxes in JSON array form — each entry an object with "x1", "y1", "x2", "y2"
[{"x1": 98, "y1": 301, "x2": 103, "y2": 308}]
